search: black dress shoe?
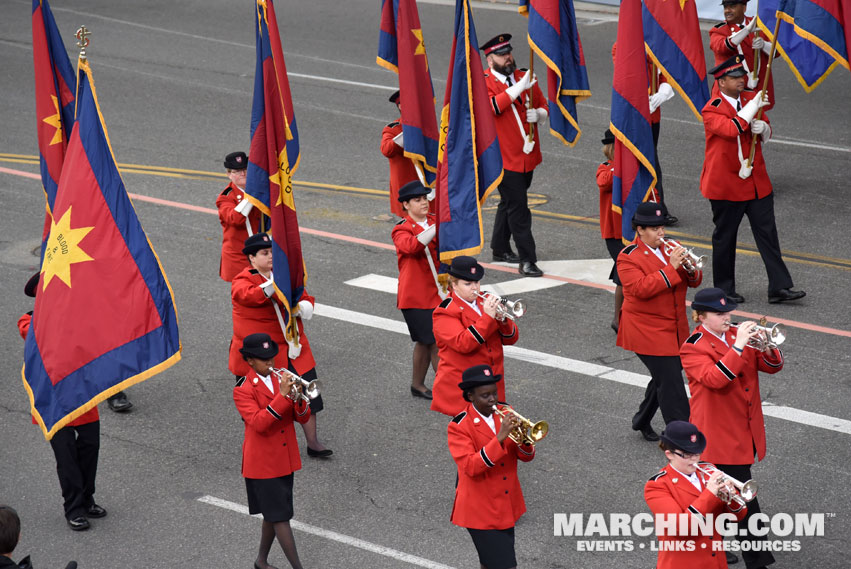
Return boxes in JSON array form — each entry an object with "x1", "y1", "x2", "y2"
[
  {"x1": 663, "y1": 214, "x2": 679, "y2": 226},
  {"x1": 726, "y1": 292, "x2": 745, "y2": 304},
  {"x1": 107, "y1": 391, "x2": 133, "y2": 412},
  {"x1": 306, "y1": 447, "x2": 333, "y2": 458},
  {"x1": 768, "y1": 288, "x2": 806, "y2": 304},
  {"x1": 518, "y1": 262, "x2": 543, "y2": 277},
  {"x1": 87, "y1": 504, "x2": 107, "y2": 518},
  {"x1": 410, "y1": 386, "x2": 433, "y2": 400},
  {"x1": 635, "y1": 425, "x2": 660, "y2": 442},
  {"x1": 725, "y1": 551, "x2": 739, "y2": 564},
  {"x1": 492, "y1": 251, "x2": 521, "y2": 263},
  {"x1": 67, "y1": 516, "x2": 90, "y2": 531}
]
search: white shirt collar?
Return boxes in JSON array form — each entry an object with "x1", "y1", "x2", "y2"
[
  {"x1": 459, "y1": 295, "x2": 482, "y2": 315},
  {"x1": 703, "y1": 326, "x2": 729, "y2": 346},
  {"x1": 474, "y1": 405, "x2": 496, "y2": 433},
  {"x1": 257, "y1": 373, "x2": 275, "y2": 395},
  {"x1": 645, "y1": 242, "x2": 667, "y2": 265},
  {"x1": 671, "y1": 465, "x2": 702, "y2": 492},
  {"x1": 720, "y1": 91, "x2": 741, "y2": 111},
  {"x1": 489, "y1": 68, "x2": 510, "y2": 85}
]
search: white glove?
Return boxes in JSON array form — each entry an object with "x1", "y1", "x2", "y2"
[
  {"x1": 752, "y1": 36, "x2": 765, "y2": 51},
  {"x1": 751, "y1": 119, "x2": 767, "y2": 135},
  {"x1": 535, "y1": 107, "x2": 548, "y2": 125},
  {"x1": 730, "y1": 18, "x2": 757, "y2": 46},
  {"x1": 525, "y1": 108, "x2": 539, "y2": 123},
  {"x1": 738, "y1": 162, "x2": 753, "y2": 180},
  {"x1": 648, "y1": 82, "x2": 675, "y2": 113},
  {"x1": 393, "y1": 131, "x2": 404, "y2": 148},
  {"x1": 505, "y1": 70, "x2": 537, "y2": 101},
  {"x1": 416, "y1": 224, "x2": 436, "y2": 245},
  {"x1": 296, "y1": 299, "x2": 314, "y2": 320},
  {"x1": 234, "y1": 198, "x2": 254, "y2": 217},
  {"x1": 260, "y1": 275, "x2": 275, "y2": 298},
  {"x1": 747, "y1": 74, "x2": 759, "y2": 90},
  {"x1": 737, "y1": 94, "x2": 769, "y2": 123}
]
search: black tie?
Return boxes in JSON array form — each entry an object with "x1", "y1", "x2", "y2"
[
  {"x1": 736, "y1": 100, "x2": 742, "y2": 111},
  {"x1": 506, "y1": 76, "x2": 513, "y2": 87}
]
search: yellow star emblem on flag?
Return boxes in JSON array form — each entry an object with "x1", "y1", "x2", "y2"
[
  {"x1": 41, "y1": 207, "x2": 95, "y2": 290},
  {"x1": 269, "y1": 149, "x2": 295, "y2": 210},
  {"x1": 412, "y1": 28, "x2": 429, "y2": 72},
  {"x1": 43, "y1": 95, "x2": 64, "y2": 146}
]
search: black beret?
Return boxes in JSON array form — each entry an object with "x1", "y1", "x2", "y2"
[
  {"x1": 242, "y1": 233, "x2": 272, "y2": 256},
  {"x1": 397, "y1": 180, "x2": 430, "y2": 202},
  {"x1": 24, "y1": 272, "x2": 40, "y2": 297},
  {"x1": 224, "y1": 151, "x2": 248, "y2": 170},
  {"x1": 632, "y1": 202, "x2": 667, "y2": 227},
  {"x1": 448, "y1": 256, "x2": 484, "y2": 281},
  {"x1": 480, "y1": 34, "x2": 513, "y2": 56},
  {"x1": 601, "y1": 128, "x2": 615, "y2": 145},
  {"x1": 692, "y1": 287, "x2": 737, "y2": 312},
  {"x1": 239, "y1": 333, "x2": 279, "y2": 360},
  {"x1": 660, "y1": 421, "x2": 707, "y2": 454},
  {"x1": 389, "y1": 90, "x2": 400, "y2": 104},
  {"x1": 458, "y1": 364, "x2": 501, "y2": 391}
]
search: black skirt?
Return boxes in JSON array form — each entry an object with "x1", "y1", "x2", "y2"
[
  {"x1": 605, "y1": 238, "x2": 624, "y2": 286},
  {"x1": 245, "y1": 474, "x2": 294, "y2": 522},
  {"x1": 401, "y1": 308, "x2": 436, "y2": 344},
  {"x1": 467, "y1": 527, "x2": 516, "y2": 569}
]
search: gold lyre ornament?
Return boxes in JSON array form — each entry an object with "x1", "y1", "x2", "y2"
[{"x1": 75, "y1": 26, "x2": 91, "y2": 61}]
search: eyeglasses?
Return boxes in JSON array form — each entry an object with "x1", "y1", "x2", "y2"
[{"x1": 672, "y1": 450, "x2": 699, "y2": 459}]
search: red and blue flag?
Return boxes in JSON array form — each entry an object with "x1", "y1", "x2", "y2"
[
  {"x1": 758, "y1": 0, "x2": 844, "y2": 91},
  {"x1": 244, "y1": 0, "x2": 305, "y2": 349},
  {"x1": 435, "y1": 0, "x2": 503, "y2": 262},
  {"x1": 32, "y1": 0, "x2": 76, "y2": 229},
  {"x1": 377, "y1": 0, "x2": 440, "y2": 184},
  {"x1": 642, "y1": 0, "x2": 709, "y2": 120},
  {"x1": 23, "y1": 57, "x2": 181, "y2": 439},
  {"x1": 524, "y1": 0, "x2": 592, "y2": 146},
  {"x1": 611, "y1": 0, "x2": 657, "y2": 243}
]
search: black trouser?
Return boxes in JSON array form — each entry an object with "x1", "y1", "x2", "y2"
[
  {"x1": 652, "y1": 121, "x2": 664, "y2": 203},
  {"x1": 490, "y1": 169, "x2": 537, "y2": 263},
  {"x1": 49, "y1": 421, "x2": 100, "y2": 519},
  {"x1": 631, "y1": 354, "x2": 690, "y2": 429},
  {"x1": 709, "y1": 194, "x2": 793, "y2": 295},
  {"x1": 714, "y1": 463, "x2": 776, "y2": 569}
]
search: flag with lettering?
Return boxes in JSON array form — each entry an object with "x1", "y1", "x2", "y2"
[
  {"x1": 611, "y1": 0, "x2": 657, "y2": 243},
  {"x1": 642, "y1": 0, "x2": 709, "y2": 120},
  {"x1": 435, "y1": 0, "x2": 503, "y2": 262},
  {"x1": 524, "y1": 0, "x2": 591, "y2": 146},
  {"x1": 244, "y1": 0, "x2": 305, "y2": 348},
  {"x1": 23, "y1": 57, "x2": 181, "y2": 439},
  {"x1": 377, "y1": 0, "x2": 440, "y2": 184}
]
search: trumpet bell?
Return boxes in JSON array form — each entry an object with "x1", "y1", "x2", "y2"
[
  {"x1": 767, "y1": 324, "x2": 786, "y2": 346},
  {"x1": 740, "y1": 480, "x2": 758, "y2": 502},
  {"x1": 304, "y1": 379, "x2": 322, "y2": 400},
  {"x1": 529, "y1": 420, "x2": 549, "y2": 442},
  {"x1": 508, "y1": 299, "x2": 526, "y2": 318}
]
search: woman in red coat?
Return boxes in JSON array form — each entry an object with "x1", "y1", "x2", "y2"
[
  {"x1": 617, "y1": 203, "x2": 702, "y2": 441},
  {"x1": 645, "y1": 421, "x2": 746, "y2": 569},
  {"x1": 391, "y1": 180, "x2": 443, "y2": 400},
  {"x1": 229, "y1": 233, "x2": 331, "y2": 457},
  {"x1": 216, "y1": 151, "x2": 263, "y2": 282},
  {"x1": 596, "y1": 129, "x2": 623, "y2": 332},
  {"x1": 234, "y1": 333, "x2": 311, "y2": 569},
  {"x1": 681, "y1": 288, "x2": 783, "y2": 569},
  {"x1": 432, "y1": 256, "x2": 519, "y2": 417},
  {"x1": 448, "y1": 365, "x2": 535, "y2": 569}
]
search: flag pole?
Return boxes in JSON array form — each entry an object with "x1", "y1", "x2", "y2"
[
  {"x1": 526, "y1": 49, "x2": 535, "y2": 143},
  {"x1": 746, "y1": 15, "x2": 780, "y2": 168},
  {"x1": 751, "y1": 0, "x2": 761, "y2": 84}
]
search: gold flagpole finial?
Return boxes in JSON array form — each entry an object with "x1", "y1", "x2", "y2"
[{"x1": 75, "y1": 26, "x2": 91, "y2": 61}]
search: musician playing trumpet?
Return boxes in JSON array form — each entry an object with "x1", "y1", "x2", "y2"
[
  {"x1": 680, "y1": 288, "x2": 783, "y2": 569},
  {"x1": 645, "y1": 421, "x2": 746, "y2": 569},
  {"x1": 448, "y1": 365, "x2": 535, "y2": 569}
]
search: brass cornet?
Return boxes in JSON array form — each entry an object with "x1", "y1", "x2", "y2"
[
  {"x1": 492, "y1": 405, "x2": 549, "y2": 446},
  {"x1": 270, "y1": 367, "x2": 321, "y2": 404},
  {"x1": 478, "y1": 292, "x2": 526, "y2": 321},
  {"x1": 746, "y1": 317, "x2": 786, "y2": 351},
  {"x1": 694, "y1": 463, "x2": 757, "y2": 507},
  {"x1": 661, "y1": 238, "x2": 706, "y2": 274}
]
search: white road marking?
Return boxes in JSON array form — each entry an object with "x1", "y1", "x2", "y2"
[
  {"x1": 197, "y1": 495, "x2": 457, "y2": 569},
  {"x1": 314, "y1": 303, "x2": 851, "y2": 436}
]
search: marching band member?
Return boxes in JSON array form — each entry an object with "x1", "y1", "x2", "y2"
[
  {"x1": 229, "y1": 233, "x2": 332, "y2": 458},
  {"x1": 681, "y1": 288, "x2": 783, "y2": 569},
  {"x1": 391, "y1": 180, "x2": 442, "y2": 400},
  {"x1": 645, "y1": 421, "x2": 746, "y2": 569},
  {"x1": 380, "y1": 90, "x2": 418, "y2": 220},
  {"x1": 217, "y1": 151, "x2": 263, "y2": 282},
  {"x1": 596, "y1": 129, "x2": 623, "y2": 332},
  {"x1": 448, "y1": 365, "x2": 535, "y2": 569},
  {"x1": 233, "y1": 333, "x2": 310, "y2": 569},
  {"x1": 617, "y1": 203, "x2": 702, "y2": 441},
  {"x1": 431, "y1": 256, "x2": 519, "y2": 416}
]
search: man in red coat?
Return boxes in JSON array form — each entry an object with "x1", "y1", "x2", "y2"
[
  {"x1": 448, "y1": 365, "x2": 535, "y2": 569},
  {"x1": 379, "y1": 90, "x2": 420, "y2": 220},
  {"x1": 481, "y1": 34, "x2": 548, "y2": 277},
  {"x1": 216, "y1": 151, "x2": 263, "y2": 282},
  {"x1": 681, "y1": 288, "x2": 783, "y2": 569},
  {"x1": 432, "y1": 256, "x2": 519, "y2": 417},
  {"x1": 700, "y1": 56, "x2": 804, "y2": 304},
  {"x1": 709, "y1": 0, "x2": 774, "y2": 109}
]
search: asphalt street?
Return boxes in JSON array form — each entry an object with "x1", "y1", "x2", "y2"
[{"x1": 1, "y1": 1, "x2": 849, "y2": 568}]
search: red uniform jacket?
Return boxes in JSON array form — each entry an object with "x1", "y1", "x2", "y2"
[
  {"x1": 611, "y1": 42, "x2": 667, "y2": 124},
  {"x1": 216, "y1": 182, "x2": 263, "y2": 282},
  {"x1": 18, "y1": 313, "x2": 99, "y2": 426},
  {"x1": 431, "y1": 292, "x2": 519, "y2": 416},
  {"x1": 233, "y1": 368, "x2": 311, "y2": 479},
  {"x1": 229, "y1": 267, "x2": 316, "y2": 377},
  {"x1": 391, "y1": 214, "x2": 441, "y2": 309},
  {"x1": 484, "y1": 70, "x2": 546, "y2": 173},
  {"x1": 700, "y1": 91, "x2": 772, "y2": 202},
  {"x1": 681, "y1": 324, "x2": 783, "y2": 465},
  {"x1": 645, "y1": 462, "x2": 746, "y2": 569},
  {"x1": 617, "y1": 239, "x2": 702, "y2": 356},
  {"x1": 596, "y1": 161, "x2": 620, "y2": 240},
  {"x1": 448, "y1": 402, "x2": 534, "y2": 530},
  {"x1": 380, "y1": 119, "x2": 418, "y2": 217},
  {"x1": 709, "y1": 17, "x2": 774, "y2": 110}
]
